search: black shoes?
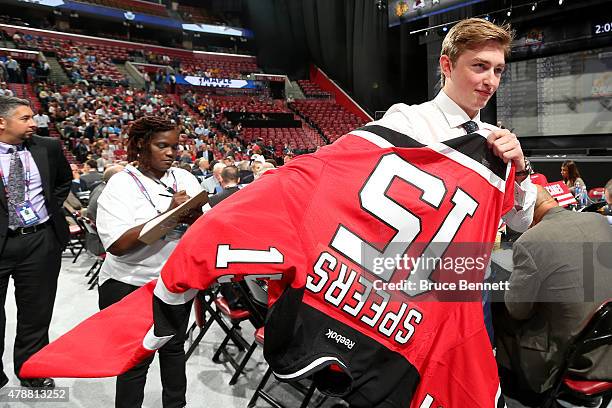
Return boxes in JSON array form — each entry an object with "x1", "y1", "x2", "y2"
[{"x1": 19, "y1": 377, "x2": 55, "y2": 388}]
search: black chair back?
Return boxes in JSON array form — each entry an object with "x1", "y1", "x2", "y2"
[{"x1": 544, "y1": 301, "x2": 612, "y2": 408}]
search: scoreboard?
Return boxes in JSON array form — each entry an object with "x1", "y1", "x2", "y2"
[{"x1": 496, "y1": 46, "x2": 612, "y2": 137}]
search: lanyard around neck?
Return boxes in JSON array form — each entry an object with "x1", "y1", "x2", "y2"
[
  {"x1": 124, "y1": 168, "x2": 177, "y2": 214},
  {"x1": 138, "y1": 167, "x2": 177, "y2": 195}
]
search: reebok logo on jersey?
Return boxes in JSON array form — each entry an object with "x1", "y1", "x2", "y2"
[{"x1": 325, "y1": 329, "x2": 355, "y2": 350}]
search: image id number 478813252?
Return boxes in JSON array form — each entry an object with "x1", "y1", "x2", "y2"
[{"x1": 0, "y1": 387, "x2": 69, "y2": 402}]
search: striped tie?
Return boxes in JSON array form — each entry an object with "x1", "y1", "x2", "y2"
[{"x1": 7, "y1": 148, "x2": 25, "y2": 229}]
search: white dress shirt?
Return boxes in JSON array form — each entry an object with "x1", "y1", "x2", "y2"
[
  {"x1": 97, "y1": 165, "x2": 203, "y2": 287},
  {"x1": 370, "y1": 90, "x2": 536, "y2": 232},
  {"x1": 0, "y1": 141, "x2": 49, "y2": 226}
]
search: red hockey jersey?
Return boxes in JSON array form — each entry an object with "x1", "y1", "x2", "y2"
[{"x1": 22, "y1": 125, "x2": 514, "y2": 408}]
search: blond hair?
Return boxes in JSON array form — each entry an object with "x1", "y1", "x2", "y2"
[{"x1": 440, "y1": 18, "x2": 514, "y2": 86}]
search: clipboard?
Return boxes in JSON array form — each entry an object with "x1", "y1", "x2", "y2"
[{"x1": 138, "y1": 190, "x2": 208, "y2": 245}]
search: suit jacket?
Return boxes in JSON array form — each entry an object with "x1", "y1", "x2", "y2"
[
  {"x1": 500, "y1": 206, "x2": 612, "y2": 392},
  {"x1": 239, "y1": 170, "x2": 254, "y2": 184},
  {"x1": 196, "y1": 150, "x2": 213, "y2": 162},
  {"x1": 80, "y1": 171, "x2": 103, "y2": 190},
  {"x1": 0, "y1": 135, "x2": 72, "y2": 250},
  {"x1": 191, "y1": 169, "x2": 211, "y2": 183},
  {"x1": 208, "y1": 186, "x2": 240, "y2": 208}
]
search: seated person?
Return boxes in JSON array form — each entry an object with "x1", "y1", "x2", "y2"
[
  {"x1": 494, "y1": 186, "x2": 612, "y2": 404},
  {"x1": 601, "y1": 179, "x2": 612, "y2": 224}
]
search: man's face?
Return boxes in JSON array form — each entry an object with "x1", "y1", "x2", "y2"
[
  {"x1": 441, "y1": 41, "x2": 506, "y2": 118},
  {"x1": 0, "y1": 106, "x2": 37, "y2": 144},
  {"x1": 605, "y1": 189, "x2": 611, "y2": 205},
  {"x1": 251, "y1": 162, "x2": 263, "y2": 174},
  {"x1": 213, "y1": 168, "x2": 223, "y2": 182}
]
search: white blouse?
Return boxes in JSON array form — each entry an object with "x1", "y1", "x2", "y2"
[{"x1": 96, "y1": 164, "x2": 203, "y2": 287}]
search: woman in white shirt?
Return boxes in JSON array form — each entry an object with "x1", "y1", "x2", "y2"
[{"x1": 96, "y1": 116, "x2": 203, "y2": 408}]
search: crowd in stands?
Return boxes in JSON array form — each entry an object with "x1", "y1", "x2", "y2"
[
  {"x1": 0, "y1": 54, "x2": 50, "y2": 84},
  {"x1": 28, "y1": 81, "x2": 301, "y2": 174},
  {"x1": 5, "y1": 26, "x2": 258, "y2": 86}
]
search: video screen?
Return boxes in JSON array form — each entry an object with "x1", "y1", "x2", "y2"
[{"x1": 496, "y1": 46, "x2": 612, "y2": 137}]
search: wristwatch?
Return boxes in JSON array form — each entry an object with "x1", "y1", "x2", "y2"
[{"x1": 515, "y1": 159, "x2": 532, "y2": 177}]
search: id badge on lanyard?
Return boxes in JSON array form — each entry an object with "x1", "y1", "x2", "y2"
[{"x1": 15, "y1": 200, "x2": 40, "y2": 226}]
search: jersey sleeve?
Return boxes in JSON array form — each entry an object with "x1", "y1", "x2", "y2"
[
  {"x1": 20, "y1": 157, "x2": 326, "y2": 379},
  {"x1": 410, "y1": 327, "x2": 505, "y2": 408},
  {"x1": 158, "y1": 156, "x2": 325, "y2": 296}
]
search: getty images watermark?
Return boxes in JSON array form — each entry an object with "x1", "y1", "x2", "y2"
[{"x1": 358, "y1": 242, "x2": 611, "y2": 302}]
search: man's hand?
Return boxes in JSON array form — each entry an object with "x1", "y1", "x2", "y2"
[{"x1": 487, "y1": 130, "x2": 527, "y2": 181}]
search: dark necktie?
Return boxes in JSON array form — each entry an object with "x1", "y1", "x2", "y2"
[
  {"x1": 7, "y1": 147, "x2": 25, "y2": 229},
  {"x1": 461, "y1": 121, "x2": 479, "y2": 134}
]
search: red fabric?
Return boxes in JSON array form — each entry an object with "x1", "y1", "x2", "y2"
[
  {"x1": 530, "y1": 173, "x2": 548, "y2": 186},
  {"x1": 20, "y1": 281, "x2": 157, "y2": 378}
]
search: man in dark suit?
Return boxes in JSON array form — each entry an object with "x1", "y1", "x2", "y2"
[
  {"x1": 0, "y1": 96, "x2": 72, "y2": 389},
  {"x1": 191, "y1": 158, "x2": 211, "y2": 183},
  {"x1": 79, "y1": 159, "x2": 102, "y2": 191},
  {"x1": 208, "y1": 165, "x2": 240, "y2": 208},
  {"x1": 195, "y1": 143, "x2": 214, "y2": 162},
  {"x1": 495, "y1": 186, "x2": 612, "y2": 403}
]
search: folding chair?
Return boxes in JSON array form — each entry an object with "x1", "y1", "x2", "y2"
[
  {"x1": 77, "y1": 216, "x2": 105, "y2": 290},
  {"x1": 63, "y1": 205, "x2": 85, "y2": 263},
  {"x1": 543, "y1": 301, "x2": 612, "y2": 408},
  {"x1": 211, "y1": 281, "x2": 267, "y2": 385},
  {"x1": 184, "y1": 287, "x2": 250, "y2": 362}
]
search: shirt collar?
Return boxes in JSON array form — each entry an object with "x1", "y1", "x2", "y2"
[
  {"x1": 433, "y1": 90, "x2": 481, "y2": 129},
  {"x1": 0, "y1": 141, "x2": 24, "y2": 154}
]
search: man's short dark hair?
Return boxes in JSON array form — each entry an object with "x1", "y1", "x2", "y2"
[
  {"x1": 221, "y1": 165, "x2": 240, "y2": 184},
  {"x1": 0, "y1": 96, "x2": 31, "y2": 118},
  {"x1": 85, "y1": 159, "x2": 97, "y2": 169}
]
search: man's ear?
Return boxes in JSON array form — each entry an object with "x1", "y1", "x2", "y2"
[
  {"x1": 439, "y1": 55, "x2": 453, "y2": 81},
  {"x1": 0, "y1": 117, "x2": 6, "y2": 133}
]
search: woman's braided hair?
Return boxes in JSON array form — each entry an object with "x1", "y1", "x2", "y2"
[{"x1": 126, "y1": 116, "x2": 176, "y2": 163}]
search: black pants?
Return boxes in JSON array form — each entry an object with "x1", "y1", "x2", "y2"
[
  {"x1": 37, "y1": 127, "x2": 49, "y2": 137},
  {"x1": 0, "y1": 226, "x2": 61, "y2": 380},
  {"x1": 99, "y1": 279, "x2": 189, "y2": 408}
]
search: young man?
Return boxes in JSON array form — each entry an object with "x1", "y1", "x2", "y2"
[{"x1": 373, "y1": 18, "x2": 536, "y2": 232}]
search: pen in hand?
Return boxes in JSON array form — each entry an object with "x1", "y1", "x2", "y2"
[{"x1": 159, "y1": 193, "x2": 173, "y2": 197}]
